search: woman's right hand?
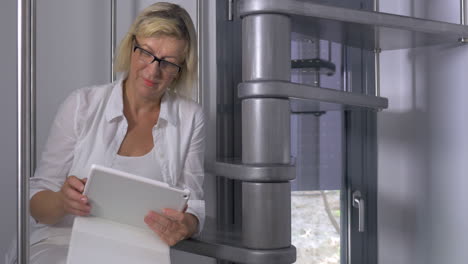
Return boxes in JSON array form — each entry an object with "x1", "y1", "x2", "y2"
[{"x1": 59, "y1": 176, "x2": 91, "y2": 216}]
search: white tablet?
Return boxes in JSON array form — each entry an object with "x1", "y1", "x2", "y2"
[{"x1": 83, "y1": 164, "x2": 190, "y2": 229}]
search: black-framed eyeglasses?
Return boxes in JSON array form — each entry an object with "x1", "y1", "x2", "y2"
[{"x1": 132, "y1": 40, "x2": 182, "y2": 75}]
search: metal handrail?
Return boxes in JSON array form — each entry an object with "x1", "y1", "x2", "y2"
[
  {"x1": 462, "y1": 0, "x2": 467, "y2": 25},
  {"x1": 461, "y1": 0, "x2": 468, "y2": 42},
  {"x1": 30, "y1": 0, "x2": 36, "y2": 174},
  {"x1": 196, "y1": 0, "x2": 203, "y2": 104},
  {"x1": 373, "y1": 0, "x2": 380, "y2": 97},
  {"x1": 17, "y1": 0, "x2": 32, "y2": 262},
  {"x1": 111, "y1": 0, "x2": 116, "y2": 82}
]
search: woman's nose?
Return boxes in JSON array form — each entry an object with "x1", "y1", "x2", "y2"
[{"x1": 145, "y1": 60, "x2": 162, "y2": 77}]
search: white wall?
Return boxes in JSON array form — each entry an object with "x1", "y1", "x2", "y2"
[
  {"x1": 425, "y1": 1, "x2": 468, "y2": 263},
  {"x1": 35, "y1": 0, "x2": 110, "y2": 160},
  {"x1": 0, "y1": 0, "x2": 19, "y2": 259},
  {"x1": 378, "y1": 0, "x2": 468, "y2": 263}
]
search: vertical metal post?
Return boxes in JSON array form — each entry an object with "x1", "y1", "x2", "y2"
[
  {"x1": 460, "y1": 0, "x2": 468, "y2": 42},
  {"x1": 314, "y1": 39, "x2": 321, "y2": 87},
  {"x1": 241, "y1": 13, "x2": 292, "y2": 251},
  {"x1": 196, "y1": 0, "x2": 203, "y2": 104},
  {"x1": 374, "y1": 48, "x2": 381, "y2": 97},
  {"x1": 242, "y1": 98, "x2": 290, "y2": 164},
  {"x1": 30, "y1": 0, "x2": 36, "y2": 173},
  {"x1": 242, "y1": 14, "x2": 290, "y2": 82},
  {"x1": 374, "y1": 0, "x2": 381, "y2": 97},
  {"x1": 110, "y1": 0, "x2": 116, "y2": 82},
  {"x1": 17, "y1": 0, "x2": 32, "y2": 263},
  {"x1": 227, "y1": 0, "x2": 233, "y2": 21},
  {"x1": 461, "y1": 0, "x2": 467, "y2": 25}
]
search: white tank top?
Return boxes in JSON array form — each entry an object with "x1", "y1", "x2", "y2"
[{"x1": 111, "y1": 147, "x2": 164, "y2": 182}]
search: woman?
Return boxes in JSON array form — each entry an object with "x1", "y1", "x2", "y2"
[{"x1": 8, "y1": 2, "x2": 204, "y2": 263}]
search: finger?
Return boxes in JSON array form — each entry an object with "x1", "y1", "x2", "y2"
[
  {"x1": 64, "y1": 199, "x2": 91, "y2": 216},
  {"x1": 67, "y1": 176, "x2": 86, "y2": 193},
  {"x1": 68, "y1": 207, "x2": 91, "y2": 217},
  {"x1": 148, "y1": 211, "x2": 173, "y2": 228},
  {"x1": 145, "y1": 216, "x2": 171, "y2": 242},
  {"x1": 163, "y1": 208, "x2": 184, "y2": 222},
  {"x1": 63, "y1": 186, "x2": 87, "y2": 204},
  {"x1": 144, "y1": 216, "x2": 185, "y2": 246},
  {"x1": 166, "y1": 230, "x2": 186, "y2": 245},
  {"x1": 149, "y1": 213, "x2": 177, "y2": 235},
  {"x1": 65, "y1": 198, "x2": 91, "y2": 212}
]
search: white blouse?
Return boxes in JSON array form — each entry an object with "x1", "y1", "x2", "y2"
[
  {"x1": 28, "y1": 77, "x2": 205, "y2": 245},
  {"x1": 112, "y1": 148, "x2": 163, "y2": 181}
]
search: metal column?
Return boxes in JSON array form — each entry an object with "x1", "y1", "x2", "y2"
[
  {"x1": 373, "y1": 0, "x2": 381, "y2": 97},
  {"x1": 460, "y1": 0, "x2": 468, "y2": 42},
  {"x1": 17, "y1": 0, "x2": 32, "y2": 263},
  {"x1": 241, "y1": 14, "x2": 293, "y2": 252},
  {"x1": 110, "y1": 0, "x2": 116, "y2": 82}
]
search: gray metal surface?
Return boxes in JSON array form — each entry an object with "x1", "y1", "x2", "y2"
[
  {"x1": 238, "y1": 0, "x2": 468, "y2": 50},
  {"x1": 173, "y1": 239, "x2": 296, "y2": 264},
  {"x1": 110, "y1": 0, "x2": 116, "y2": 82},
  {"x1": 374, "y1": 49, "x2": 381, "y2": 97},
  {"x1": 242, "y1": 182, "x2": 291, "y2": 249},
  {"x1": 242, "y1": 14, "x2": 291, "y2": 81},
  {"x1": 238, "y1": 81, "x2": 388, "y2": 111},
  {"x1": 462, "y1": 0, "x2": 467, "y2": 25},
  {"x1": 30, "y1": 0, "x2": 36, "y2": 172},
  {"x1": 213, "y1": 161, "x2": 295, "y2": 182},
  {"x1": 196, "y1": 0, "x2": 203, "y2": 104},
  {"x1": 461, "y1": 0, "x2": 468, "y2": 42},
  {"x1": 242, "y1": 98, "x2": 291, "y2": 164},
  {"x1": 240, "y1": 8, "x2": 293, "y2": 262},
  {"x1": 17, "y1": 0, "x2": 31, "y2": 263}
]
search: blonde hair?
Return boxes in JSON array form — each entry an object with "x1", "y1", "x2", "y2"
[{"x1": 114, "y1": 2, "x2": 197, "y2": 96}]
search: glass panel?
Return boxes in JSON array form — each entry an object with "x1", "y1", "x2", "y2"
[
  {"x1": 292, "y1": 190, "x2": 340, "y2": 264},
  {"x1": 290, "y1": 112, "x2": 344, "y2": 264},
  {"x1": 291, "y1": 34, "x2": 345, "y2": 264}
]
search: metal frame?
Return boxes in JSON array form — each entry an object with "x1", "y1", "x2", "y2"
[
  {"x1": 373, "y1": 0, "x2": 381, "y2": 98},
  {"x1": 30, "y1": 0, "x2": 36, "y2": 173},
  {"x1": 17, "y1": 0, "x2": 32, "y2": 262},
  {"x1": 460, "y1": 0, "x2": 468, "y2": 42},
  {"x1": 462, "y1": 0, "x2": 467, "y2": 25},
  {"x1": 110, "y1": 0, "x2": 116, "y2": 82},
  {"x1": 343, "y1": 26, "x2": 379, "y2": 263},
  {"x1": 196, "y1": 0, "x2": 203, "y2": 104}
]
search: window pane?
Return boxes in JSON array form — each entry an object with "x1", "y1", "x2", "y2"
[{"x1": 292, "y1": 190, "x2": 340, "y2": 264}]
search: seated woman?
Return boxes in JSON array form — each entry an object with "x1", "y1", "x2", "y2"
[{"x1": 7, "y1": 2, "x2": 204, "y2": 263}]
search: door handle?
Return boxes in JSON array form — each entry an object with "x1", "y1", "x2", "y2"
[{"x1": 352, "y1": 190, "x2": 365, "y2": 232}]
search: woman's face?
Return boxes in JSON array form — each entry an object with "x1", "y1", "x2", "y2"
[{"x1": 127, "y1": 35, "x2": 186, "y2": 101}]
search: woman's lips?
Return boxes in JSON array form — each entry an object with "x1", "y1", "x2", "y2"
[{"x1": 143, "y1": 78, "x2": 157, "y2": 87}]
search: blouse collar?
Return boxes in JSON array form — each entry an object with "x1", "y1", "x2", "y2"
[{"x1": 105, "y1": 76, "x2": 178, "y2": 126}]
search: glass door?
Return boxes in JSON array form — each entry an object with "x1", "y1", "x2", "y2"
[{"x1": 290, "y1": 36, "x2": 345, "y2": 264}]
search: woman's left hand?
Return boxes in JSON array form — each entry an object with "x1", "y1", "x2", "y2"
[{"x1": 144, "y1": 209, "x2": 198, "y2": 246}]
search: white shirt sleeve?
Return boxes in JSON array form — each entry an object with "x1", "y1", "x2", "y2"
[
  {"x1": 30, "y1": 90, "x2": 81, "y2": 200},
  {"x1": 183, "y1": 106, "x2": 206, "y2": 237}
]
